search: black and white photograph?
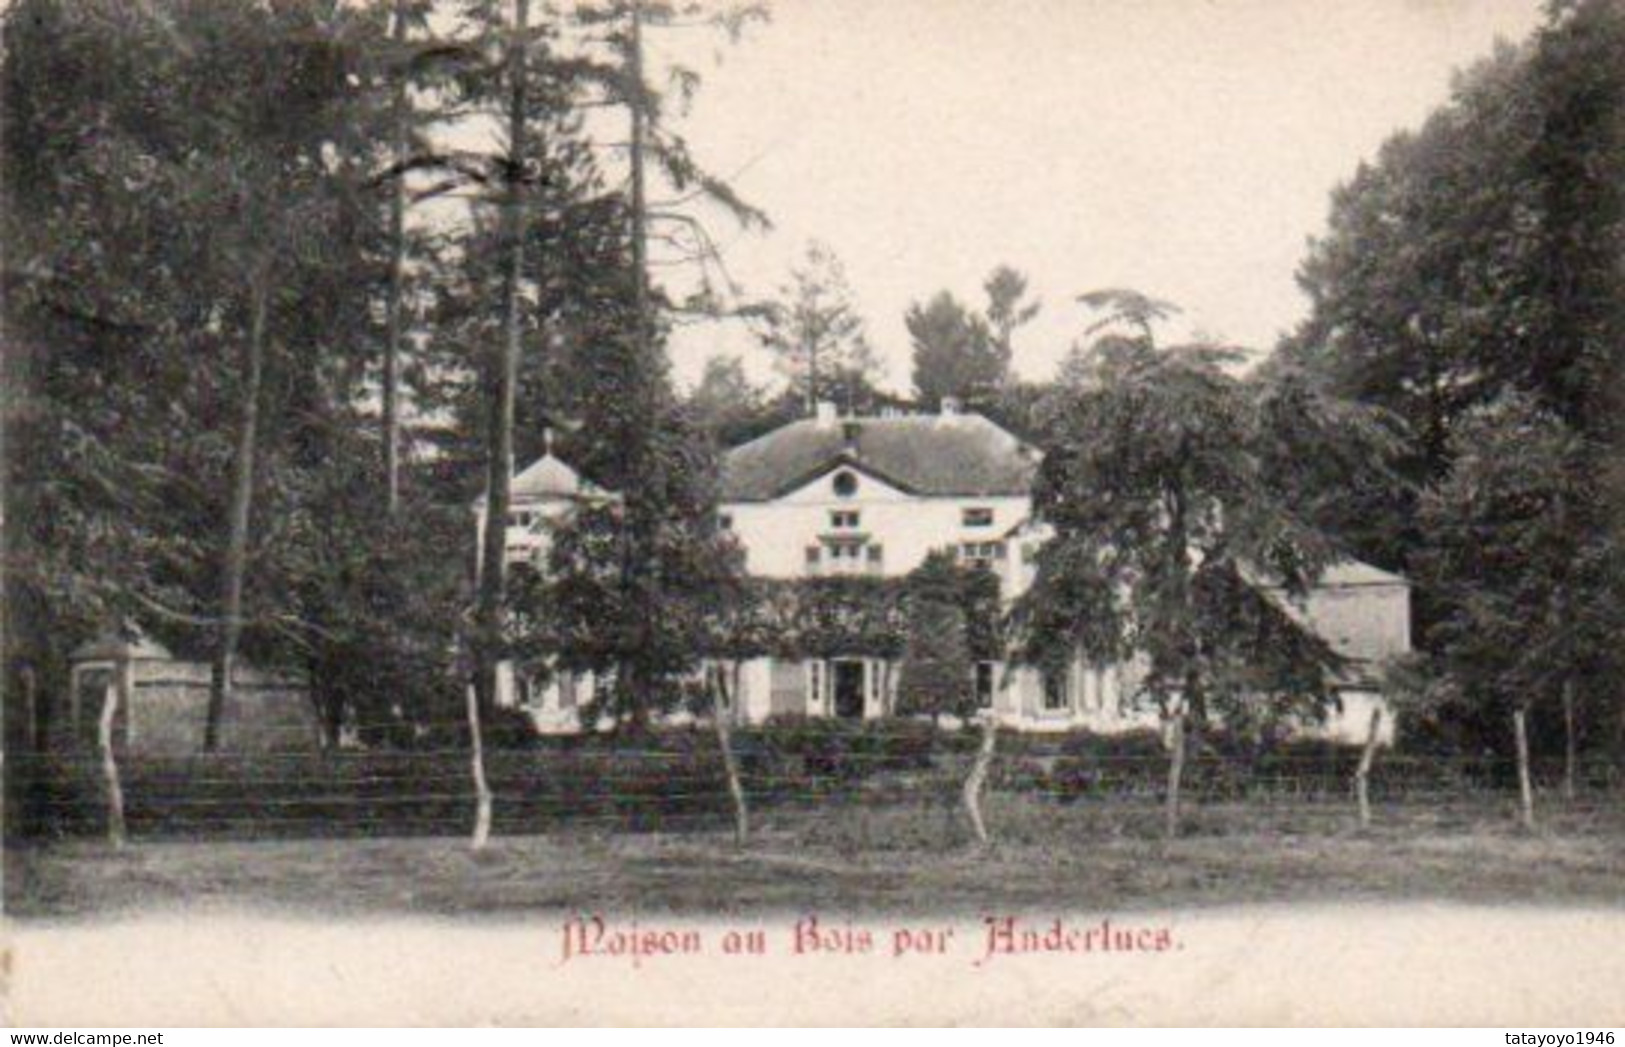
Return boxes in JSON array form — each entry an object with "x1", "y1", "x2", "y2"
[{"x1": 2, "y1": 0, "x2": 1622, "y2": 1028}]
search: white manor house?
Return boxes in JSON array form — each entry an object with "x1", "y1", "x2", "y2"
[{"x1": 478, "y1": 399, "x2": 1409, "y2": 743}]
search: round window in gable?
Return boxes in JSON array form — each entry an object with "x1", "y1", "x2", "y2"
[{"x1": 832, "y1": 470, "x2": 858, "y2": 497}]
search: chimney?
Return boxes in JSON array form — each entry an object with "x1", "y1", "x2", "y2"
[
  {"x1": 814, "y1": 400, "x2": 838, "y2": 428},
  {"x1": 939, "y1": 396, "x2": 962, "y2": 418},
  {"x1": 841, "y1": 420, "x2": 861, "y2": 451}
]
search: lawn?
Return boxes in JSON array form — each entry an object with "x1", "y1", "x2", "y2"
[{"x1": 8, "y1": 793, "x2": 1624, "y2": 919}]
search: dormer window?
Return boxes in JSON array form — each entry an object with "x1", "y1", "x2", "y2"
[
  {"x1": 832, "y1": 470, "x2": 859, "y2": 498},
  {"x1": 962, "y1": 507, "x2": 994, "y2": 528},
  {"x1": 830, "y1": 510, "x2": 860, "y2": 530}
]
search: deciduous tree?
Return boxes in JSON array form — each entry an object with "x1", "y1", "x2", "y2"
[{"x1": 1014, "y1": 293, "x2": 1397, "y2": 836}]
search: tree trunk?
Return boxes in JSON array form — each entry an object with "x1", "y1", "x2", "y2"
[
  {"x1": 628, "y1": 0, "x2": 649, "y2": 321},
  {"x1": 962, "y1": 715, "x2": 997, "y2": 848},
  {"x1": 474, "y1": 0, "x2": 530, "y2": 722},
  {"x1": 98, "y1": 681, "x2": 126, "y2": 849},
  {"x1": 207, "y1": 267, "x2": 270, "y2": 751},
  {"x1": 1513, "y1": 706, "x2": 1535, "y2": 831},
  {"x1": 381, "y1": 0, "x2": 410, "y2": 516},
  {"x1": 712, "y1": 663, "x2": 749, "y2": 848},
  {"x1": 805, "y1": 333, "x2": 819, "y2": 415},
  {"x1": 613, "y1": 0, "x2": 656, "y2": 722},
  {"x1": 1562, "y1": 680, "x2": 1577, "y2": 802},
  {"x1": 1354, "y1": 706, "x2": 1382, "y2": 830},
  {"x1": 468, "y1": 681, "x2": 492, "y2": 851},
  {"x1": 1164, "y1": 709, "x2": 1186, "y2": 841}
]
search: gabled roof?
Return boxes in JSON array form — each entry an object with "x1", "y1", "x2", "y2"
[
  {"x1": 71, "y1": 629, "x2": 173, "y2": 664},
  {"x1": 473, "y1": 451, "x2": 614, "y2": 507},
  {"x1": 720, "y1": 412, "x2": 1040, "y2": 502},
  {"x1": 1251, "y1": 559, "x2": 1410, "y2": 673},
  {"x1": 512, "y1": 453, "x2": 590, "y2": 500}
]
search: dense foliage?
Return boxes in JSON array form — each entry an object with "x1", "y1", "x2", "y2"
[{"x1": 1272, "y1": 0, "x2": 1625, "y2": 756}]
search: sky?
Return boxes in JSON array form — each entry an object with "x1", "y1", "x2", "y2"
[{"x1": 647, "y1": 0, "x2": 1547, "y2": 393}]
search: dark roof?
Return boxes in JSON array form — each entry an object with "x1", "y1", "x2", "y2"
[
  {"x1": 1315, "y1": 560, "x2": 1408, "y2": 588},
  {"x1": 720, "y1": 412, "x2": 1040, "y2": 502}
]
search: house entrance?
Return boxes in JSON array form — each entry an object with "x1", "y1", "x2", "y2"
[{"x1": 832, "y1": 659, "x2": 866, "y2": 719}]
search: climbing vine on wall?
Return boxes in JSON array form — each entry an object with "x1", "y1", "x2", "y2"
[{"x1": 701, "y1": 566, "x2": 1005, "y2": 663}]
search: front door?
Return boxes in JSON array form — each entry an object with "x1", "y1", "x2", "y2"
[{"x1": 832, "y1": 659, "x2": 866, "y2": 720}]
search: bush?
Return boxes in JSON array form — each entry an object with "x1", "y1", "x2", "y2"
[
  {"x1": 749, "y1": 716, "x2": 974, "y2": 778},
  {"x1": 1048, "y1": 729, "x2": 1168, "y2": 800},
  {"x1": 485, "y1": 706, "x2": 543, "y2": 750}
]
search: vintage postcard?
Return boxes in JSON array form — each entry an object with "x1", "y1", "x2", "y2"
[{"x1": 3, "y1": 0, "x2": 1623, "y2": 1028}]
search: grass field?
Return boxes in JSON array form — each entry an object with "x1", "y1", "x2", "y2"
[{"x1": 9, "y1": 792, "x2": 1623, "y2": 919}]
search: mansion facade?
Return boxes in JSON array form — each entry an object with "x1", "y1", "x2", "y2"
[{"x1": 480, "y1": 399, "x2": 1409, "y2": 743}]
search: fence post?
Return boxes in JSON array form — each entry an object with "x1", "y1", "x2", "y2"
[
  {"x1": 1354, "y1": 706, "x2": 1382, "y2": 830},
  {"x1": 98, "y1": 681, "x2": 126, "y2": 849},
  {"x1": 1513, "y1": 706, "x2": 1535, "y2": 832},
  {"x1": 962, "y1": 716, "x2": 997, "y2": 848},
  {"x1": 713, "y1": 664, "x2": 749, "y2": 849},
  {"x1": 1562, "y1": 681, "x2": 1577, "y2": 802},
  {"x1": 468, "y1": 683, "x2": 492, "y2": 851},
  {"x1": 1164, "y1": 712, "x2": 1186, "y2": 841}
]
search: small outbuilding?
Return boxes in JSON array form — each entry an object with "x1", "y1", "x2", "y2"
[{"x1": 68, "y1": 630, "x2": 319, "y2": 755}]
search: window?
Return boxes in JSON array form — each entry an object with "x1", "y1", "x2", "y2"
[
  {"x1": 974, "y1": 662, "x2": 997, "y2": 709},
  {"x1": 962, "y1": 507, "x2": 994, "y2": 528},
  {"x1": 866, "y1": 544, "x2": 883, "y2": 564},
  {"x1": 1042, "y1": 668, "x2": 1070, "y2": 712},
  {"x1": 825, "y1": 540, "x2": 867, "y2": 575},
  {"x1": 832, "y1": 470, "x2": 859, "y2": 497},
  {"x1": 718, "y1": 513, "x2": 733, "y2": 531},
  {"x1": 959, "y1": 541, "x2": 1007, "y2": 568},
  {"x1": 805, "y1": 546, "x2": 821, "y2": 568},
  {"x1": 807, "y1": 661, "x2": 823, "y2": 708},
  {"x1": 829, "y1": 510, "x2": 860, "y2": 530}
]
